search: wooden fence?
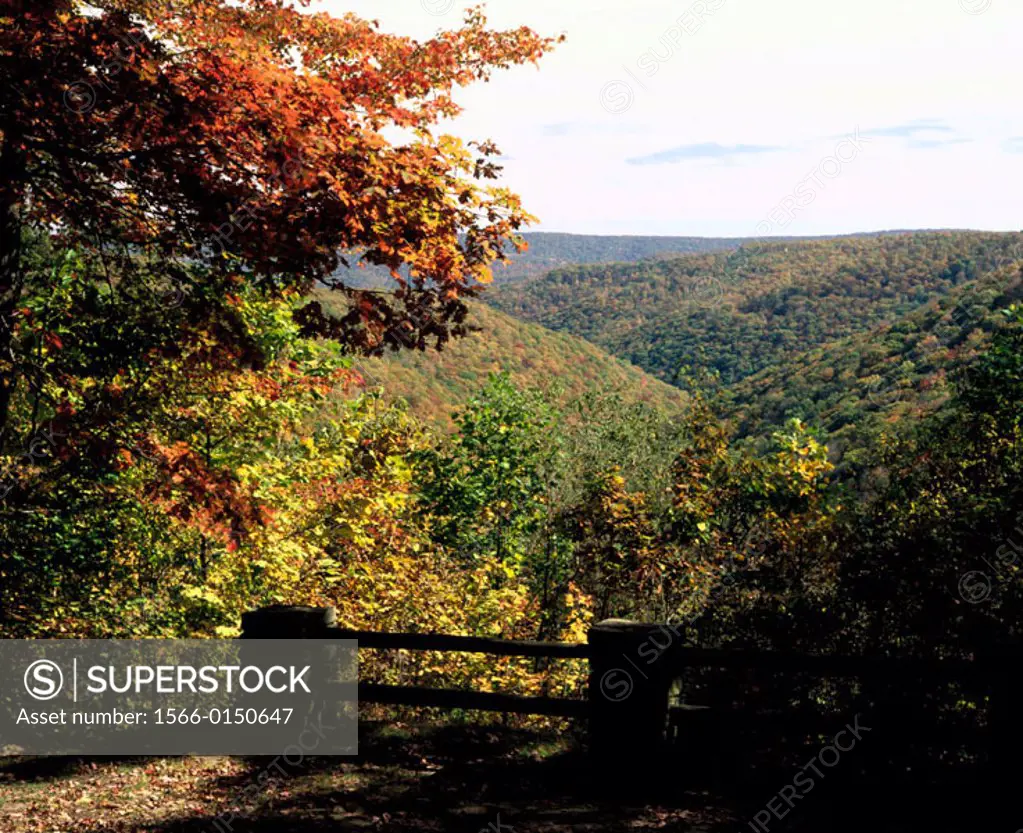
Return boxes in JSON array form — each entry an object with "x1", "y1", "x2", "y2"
[
  {"x1": 240, "y1": 605, "x2": 1022, "y2": 791},
  {"x1": 242, "y1": 605, "x2": 590, "y2": 718}
]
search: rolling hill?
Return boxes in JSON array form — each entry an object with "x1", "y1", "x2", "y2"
[
  {"x1": 333, "y1": 230, "x2": 956, "y2": 290},
  {"x1": 320, "y1": 230, "x2": 1023, "y2": 447},
  {"x1": 351, "y1": 302, "x2": 686, "y2": 428},
  {"x1": 487, "y1": 231, "x2": 1023, "y2": 388}
]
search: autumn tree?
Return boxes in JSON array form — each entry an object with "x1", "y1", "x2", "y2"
[
  {"x1": 559, "y1": 468, "x2": 662, "y2": 622},
  {"x1": 0, "y1": 0, "x2": 560, "y2": 449},
  {"x1": 666, "y1": 399, "x2": 838, "y2": 637}
]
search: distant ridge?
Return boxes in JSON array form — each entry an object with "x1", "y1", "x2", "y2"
[
  {"x1": 334, "y1": 232, "x2": 746, "y2": 288},
  {"x1": 333, "y1": 229, "x2": 993, "y2": 289}
]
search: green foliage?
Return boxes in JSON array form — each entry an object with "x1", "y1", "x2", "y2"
[
  {"x1": 730, "y1": 259, "x2": 1023, "y2": 469},
  {"x1": 417, "y1": 373, "x2": 559, "y2": 569},
  {"x1": 819, "y1": 305, "x2": 1023, "y2": 657},
  {"x1": 0, "y1": 242, "x2": 401, "y2": 636},
  {"x1": 558, "y1": 468, "x2": 662, "y2": 622},
  {"x1": 412, "y1": 373, "x2": 843, "y2": 634},
  {"x1": 489, "y1": 232, "x2": 1020, "y2": 388},
  {"x1": 489, "y1": 231, "x2": 1023, "y2": 468}
]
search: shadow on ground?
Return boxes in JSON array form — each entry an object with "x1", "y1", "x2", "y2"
[
  {"x1": 126, "y1": 721, "x2": 735, "y2": 833},
  {"x1": 134, "y1": 721, "x2": 999, "y2": 833},
  {"x1": 0, "y1": 720, "x2": 1005, "y2": 832}
]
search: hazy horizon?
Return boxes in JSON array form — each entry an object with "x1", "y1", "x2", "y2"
[{"x1": 502, "y1": 226, "x2": 1018, "y2": 239}]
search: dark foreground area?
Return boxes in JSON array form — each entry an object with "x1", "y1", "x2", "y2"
[{"x1": 0, "y1": 720, "x2": 1007, "y2": 833}]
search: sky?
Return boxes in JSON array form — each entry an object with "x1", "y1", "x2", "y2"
[{"x1": 314, "y1": 0, "x2": 1023, "y2": 238}]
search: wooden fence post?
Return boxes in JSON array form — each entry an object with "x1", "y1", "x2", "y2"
[
  {"x1": 588, "y1": 619, "x2": 675, "y2": 774},
  {"x1": 241, "y1": 605, "x2": 337, "y2": 639},
  {"x1": 240, "y1": 606, "x2": 345, "y2": 748}
]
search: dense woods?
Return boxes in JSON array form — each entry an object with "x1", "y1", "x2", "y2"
[
  {"x1": 488, "y1": 233, "x2": 1021, "y2": 386},
  {"x1": 353, "y1": 301, "x2": 685, "y2": 429},
  {"x1": 488, "y1": 232, "x2": 1023, "y2": 454}
]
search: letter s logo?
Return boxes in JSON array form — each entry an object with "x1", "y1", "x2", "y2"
[
  {"x1": 599, "y1": 669, "x2": 633, "y2": 702},
  {"x1": 25, "y1": 660, "x2": 64, "y2": 701}
]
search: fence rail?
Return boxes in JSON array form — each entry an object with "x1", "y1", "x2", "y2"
[
  {"x1": 242, "y1": 607, "x2": 590, "y2": 717},
  {"x1": 357, "y1": 682, "x2": 588, "y2": 717},
  {"x1": 330, "y1": 627, "x2": 589, "y2": 716},
  {"x1": 327, "y1": 626, "x2": 591, "y2": 660}
]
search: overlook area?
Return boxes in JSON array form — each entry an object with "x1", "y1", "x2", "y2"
[{"x1": 1, "y1": 0, "x2": 1021, "y2": 831}]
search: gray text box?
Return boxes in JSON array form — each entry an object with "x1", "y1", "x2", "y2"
[{"x1": 0, "y1": 640, "x2": 357, "y2": 755}]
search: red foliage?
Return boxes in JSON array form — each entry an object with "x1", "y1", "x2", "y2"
[{"x1": 0, "y1": 0, "x2": 560, "y2": 352}]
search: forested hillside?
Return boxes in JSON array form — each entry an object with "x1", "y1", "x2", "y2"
[
  {"x1": 487, "y1": 232, "x2": 1023, "y2": 388},
  {"x1": 354, "y1": 302, "x2": 685, "y2": 428},
  {"x1": 335, "y1": 230, "x2": 939, "y2": 288},
  {"x1": 728, "y1": 259, "x2": 1023, "y2": 466}
]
